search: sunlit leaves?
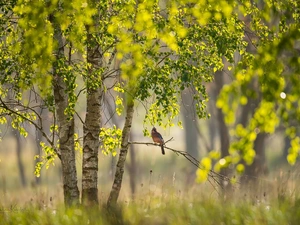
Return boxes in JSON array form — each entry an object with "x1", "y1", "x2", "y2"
[
  {"x1": 251, "y1": 101, "x2": 279, "y2": 134},
  {"x1": 13, "y1": 0, "x2": 54, "y2": 72},
  {"x1": 56, "y1": 0, "x2": 95, "y2": 51},
  {"x1": 99, "y1": 126, "x2": 122, "y2": 156},
  {"x1": 113, "y1": 83, "x2": 125, "y2": 116},
  {"x1": 34, "y1": 142, "x2": 57, "y2": 177},
  {"x1": 115, "y1": 95, "x2": 124, "y2": 116},
  {"x1": 196, "y1": 157, "x2": 212, "y2": 183},
  {"x1": 113, "y1": 84, "x2": 125, "y2": 93},
  {"x1": 144, "y1": 99, "x2": 180, "y2": 130},
  {"x1": 74, "y1": 133, "x2": 82, "y2": 153},
  {"x1": 287, "y1": 137, "x2": 300, "y2": 166},
  {"x1": 0, "y1": 116, "x2": 7, "y2": 124},
  {"x1": 13, "y1": 0, "x2": 95, "y2": 69},
  {"x1": 10, "y1": 111, "x2": 37, "y2": 137},
  {"x1": 188, "y1": 0, "x2": 234, "y2": 26},
  {"x1": 50, "y1": 124, "x2": 58, "y2": 133},
  {"x1": 236, "y1": 163, "x2": 245, "y2": 174}
]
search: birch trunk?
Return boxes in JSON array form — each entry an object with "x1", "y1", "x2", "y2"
[
  {"x1": 53, "y1": 76, "x2": 80, "y2": 206},
  {"x1": 107, "y1": 100, "x2": 135, "y2": 206},
  {"x1": 52, "y1": 16, "x2": 79, "y2": 206},
  {"x1": 82, "y1": 87, "x2": 102, "y2": 205},
  {"x1": 81, "y1": 27, "x2": 103, "y2": 204}
]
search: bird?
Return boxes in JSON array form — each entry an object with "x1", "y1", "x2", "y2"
[{"x1": 151, "y1": 127, "x2": 165, "y2": 155}]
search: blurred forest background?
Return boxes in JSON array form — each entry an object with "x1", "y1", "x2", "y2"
[{"x1": 0, "y1": 76, "x2": 296, "y2": 206}]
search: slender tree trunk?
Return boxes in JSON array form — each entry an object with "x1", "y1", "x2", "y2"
[
  {"x1": 181, "y1": 88, "x2": 199, "y2": 159},
  {"x1": 107, "y1": 100, "x2": 135, "y2": 206},
  {"x1": 181, "y1": 88, "x2": 200, "y2": 186},
  {"x1": 245, "y1": 133, "x2": 268, "y2": 179},
  {"x1": 14, "y1": 129, "x2": 27, "y2": 187},
  {"x1": 215, "y1": 71, "x2": 230, "y2": 158},
  {"x1": 239, "y1": 82, "x2": 268, "y2": 185},
  {"x1": 52, "y1": 16, "x2": 79, "y2": 206},
  {"x1": 215, "y1": 71, "x2": 231, "y2": 191},
  {"x1": 53, "y1": 78, "x2": 79, "y2": 206},
  {"x1": 34, "y1": 129, "x2": 42, "y2": 185},
  {"x1": 34, "y1": 106, "x2": 44, "y2": 185},
  {"x1": 207, "y1": 84, "x2": 218, "y2": 151}
]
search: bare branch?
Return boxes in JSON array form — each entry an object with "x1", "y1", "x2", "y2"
[
  {"x1": 75, "y1": 110, "x2": 85, "y2": 125},
  {"x1": 0, "y1": 97, "x2": 60, "y2": 158},
  {"x1": 76, "y1": 87, "x2": 87, "y2": 99},
  {"x1": 128, "y1": 140, "x2": 233, "y2": 192}
]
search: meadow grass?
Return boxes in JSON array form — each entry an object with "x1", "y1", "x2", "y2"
[{"x1": 1, "y1": 186, "x2": 300, "y2": 225}]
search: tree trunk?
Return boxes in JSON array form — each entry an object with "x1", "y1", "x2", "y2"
[
  {"x1": 52, "y1": 16, "x2": 79, "y2": 206},
  {"x1": 81, "y1": 17, "x2": 103, "y2": 204},
  {"x1": 34, "y1": 106, "x2": 44, "y2": 185},
  {"x1": 215, "y1": 71, "x2": 230, "y2": 158},
  {"x1": 214, "y1": 71, "x2": 231, "y2": 192},
  {"x1": 14, "y1": 129, "x2": 27, "y2": 187},
  {"x1": 107, "y1": 100, "x2": 135, "y2": 206},
  {"x1": 181, "y1": 88, "x2": 199, "y2": 159},
  {"x1": 251, "y1": 133, "x2": 267, "y2": 175},
  {"x1": 82, "y1": 87, "x2": 102, "y2": 205},
  {"x1": 238, "y1": 81, "x2": 268, "y2": 185},
  {"x1": 243, "y1": 133, "x2": 268, "y2": 184},
  {"x1": 181, "y1": 88, "x2": 201, "y2": 186},
  {"x1": 53, "y1": 78, "x2": 79, "y2": 206}
]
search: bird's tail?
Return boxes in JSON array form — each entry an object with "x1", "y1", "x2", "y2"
[{"x1": 161, "y1": 145, "x2": 165, "y2": 155}]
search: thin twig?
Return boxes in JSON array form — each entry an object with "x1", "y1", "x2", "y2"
[{"x1": 164, "y1": 137, "x2": 174, "y2": 144}]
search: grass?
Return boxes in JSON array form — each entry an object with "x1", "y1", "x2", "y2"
[{"x1": 1, "y1": 185, "x2": 300, "y2": 225}]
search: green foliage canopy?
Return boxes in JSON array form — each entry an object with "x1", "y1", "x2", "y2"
[{"x1": 1, "y1": 0, "x2": 300, "y2": 181}]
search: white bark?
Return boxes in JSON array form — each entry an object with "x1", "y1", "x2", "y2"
[{"x1": 82, "y1": 87, "x2": 102, "y2": 205}]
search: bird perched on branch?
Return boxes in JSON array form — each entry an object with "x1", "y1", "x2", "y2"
[{"x1": 151, "y1": 127, "x2": 165, "y2": 155}]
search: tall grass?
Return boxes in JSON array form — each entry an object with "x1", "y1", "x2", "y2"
[{"x1": 1, "y1": 187, "x2": 300, "y2": 225}]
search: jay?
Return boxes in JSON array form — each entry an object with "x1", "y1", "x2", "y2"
[{"x1": 151, "y1": 127, "x2": 165, "y2": 155}]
